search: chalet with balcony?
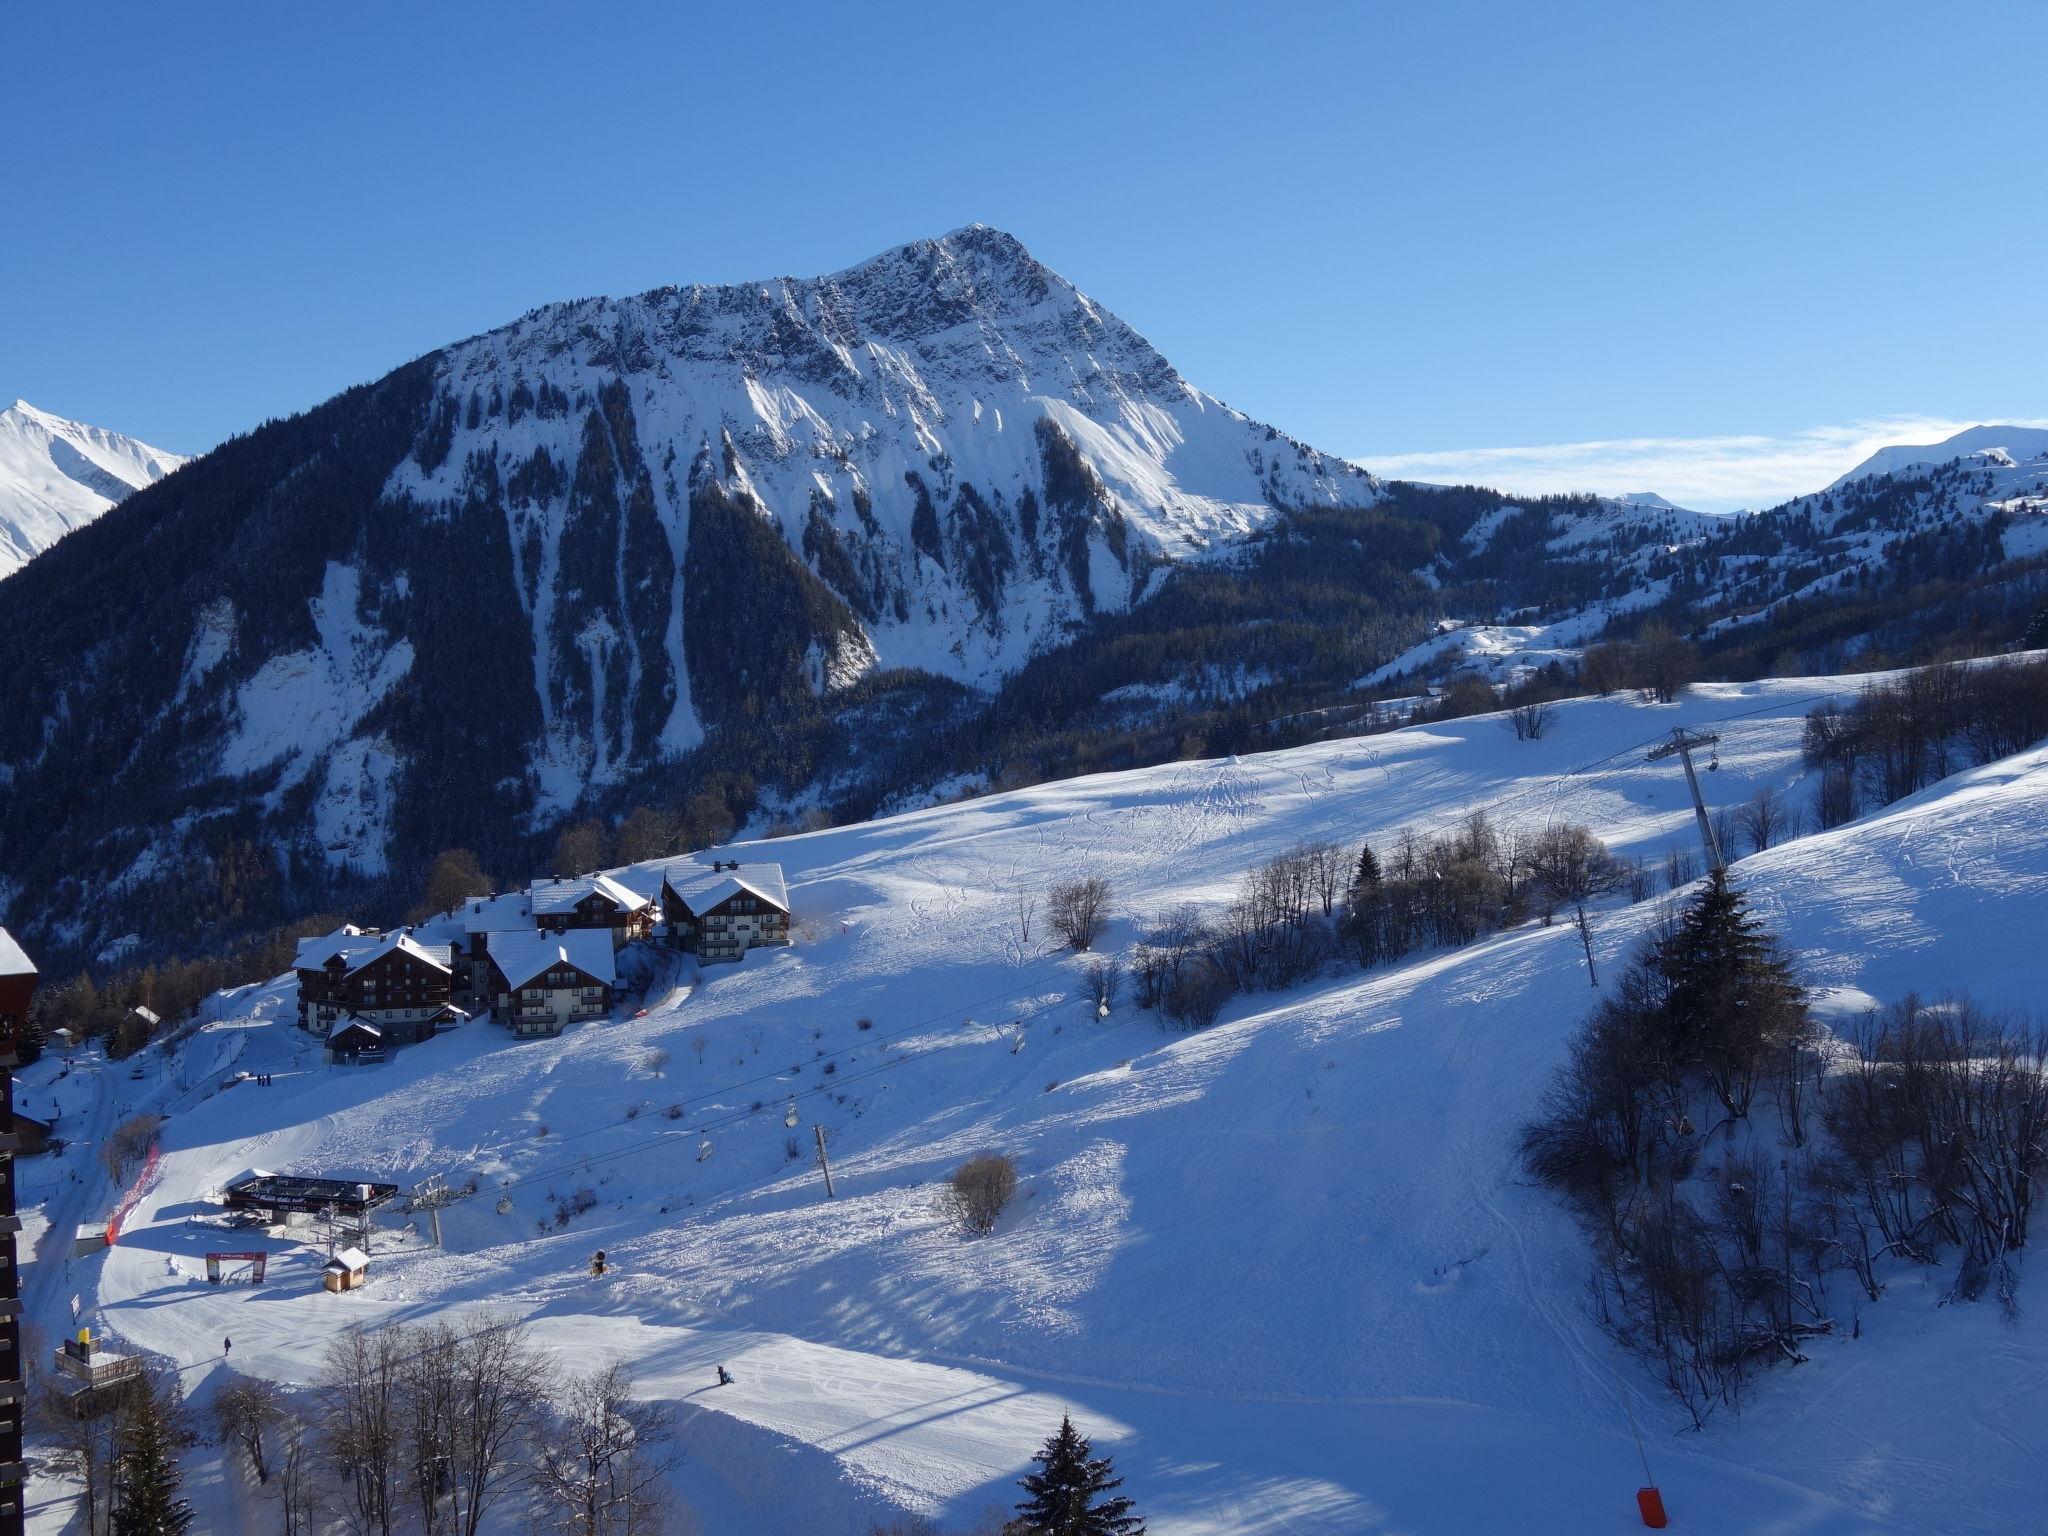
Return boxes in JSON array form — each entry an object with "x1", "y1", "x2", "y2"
[
  {"x1": 484, "y1": 930, "x2": 616, "y2": 1037},
  {"x1": 660, "y1": 861, "x2": 791, "y2": 963},
  {"x1": 294, "y1": 928, "x2": 455, "y2": 1044},
  {"x1": 529, "y1": 874, "x2": 654, "y2": 949}
]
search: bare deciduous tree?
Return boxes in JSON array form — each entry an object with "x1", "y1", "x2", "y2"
[
  {"x1": 444, "y1": 1314, "x2": 550, "y2": 1536},
  {"x1": 947, "y1": 1154, "x2": 1019, "y2": 1236},
  {"x1": 1046, "y1": 877, "x2": 1112, "y2": 952},
  {"x1": 321, "y1": 1328, "x2": 405, "y2": 1536},
  {"x1": 273, "y1": 1406, "x2": 319, "y2": 1536},
  {"x1": 1735, "y1": 787, "x2": 1788, "y2": 855},
  {"x1": 1503, "y1": 698, "x2": 1558, "y2": 742},
  {"x1": 1528, "y1": 824, "x2": 1626, "y2": 987},
  {"x1": 1298, "y1": 840, "x2": 1346, "y2": 918},
  {"x1": 531, "y1": 1363, "x2": 688, "y2": 1536},
  {"x1": 40, "y1": 1374, "x2": 125, "y2": 1534},
  {"x1": 214, "y1": 1376, "x2": 285, "y2": 1485},
  {"x1": 1663, "y1": 845, "x2": 1700, "y2": 891},
  {"x1": 101, "y1": 1113, "x2": 160, "y2": 1185},
  {"x1": 1079, "y1": 956, "x2": 1123, "y2": 1016}
]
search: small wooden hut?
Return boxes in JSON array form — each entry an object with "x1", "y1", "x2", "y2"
[{"x1": 323, "y1": 1246, "x2": 370, "y2": 1292}]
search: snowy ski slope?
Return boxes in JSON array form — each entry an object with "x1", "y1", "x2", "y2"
[{"x1": 68, "y1": 671, "x2": 2048, "y2": 1533}]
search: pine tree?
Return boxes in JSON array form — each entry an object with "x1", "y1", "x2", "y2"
[
  {"x1": 112, "y1": 1376, "x2": 192, "y2": 1536},
  {"x1": 1344, "y1": 842, "x2": 1388, "y2": 968},
  {"x1": 1013, "y1": 1415, "x2": 1144, "y2": 1535},
  {"x1": 1652, "y1": 871, "x2": 1804, "y2": 1117},
  {"x1": 2022, "y1": 599, "x2": 2048, "y2": 652}
]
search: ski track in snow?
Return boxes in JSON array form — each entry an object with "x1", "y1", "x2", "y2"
[{"x1": 44, "y1": 671, "x2": 2048, "y2": 1534}]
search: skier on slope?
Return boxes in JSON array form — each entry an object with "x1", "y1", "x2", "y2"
[{"x1": 716, "y1": 1365, "x2": 734, "y2": 1387}]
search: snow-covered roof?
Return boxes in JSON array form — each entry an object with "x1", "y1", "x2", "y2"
[
  {"x1": 293, "y1": 924, "x2": 375, "y2": 969},
  {"x1": 298, "y1": 929, "x2": 450, "y2": 979},
  {"x1": 329, "y1": 1017, "x2": 383, "y2": 1041},
  {"x1": 453, "y1": 892, "x2": 536, "y2": 933},
  {"x1": 608, "y1": 866, "x2": 669, "y2": 904},
  {"x1": 662, "y1": 861, "x2": 790, "y2": 916},
  {"x1": 529, "y1": 873, "x2": 651, "y2": 918},
  {"x1": 406, "y1": 915, "x2": 467, "y2": 950},
  {"x1": 487, "y1": 928, "x2": 617, "y2": 991},
  {"x1": 0, "y1": 926, "x2": 35, "y2": 978},
  {"x1": 356, "y1": 933, "x2": 450, "y2": 976},
  {"x1": 327, "y1": 1247, "x2": 370, "y2": 1270},
  {"x1": 130, "y1": 1005, "x2": 161, "y2": 1025}
]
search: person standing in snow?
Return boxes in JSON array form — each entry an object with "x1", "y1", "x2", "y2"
[{"x1": 223, "y1": 1336, "x2": 232, "y2": 1358}]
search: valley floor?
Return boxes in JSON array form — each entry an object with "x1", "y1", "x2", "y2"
[{"x1": 30, "y1": 673, "x2": 2048, "y2": 1533}]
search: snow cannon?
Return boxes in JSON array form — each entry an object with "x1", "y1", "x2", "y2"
[{"x1": 1636, "y1": 1486, "x2": 1668, "y2": 1528}]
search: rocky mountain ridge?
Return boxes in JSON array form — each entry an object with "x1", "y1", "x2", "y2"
[{"x1": 0, "y1": 399, "x2": 186, "y2": 577}]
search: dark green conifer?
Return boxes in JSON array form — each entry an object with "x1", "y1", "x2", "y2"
[
  {"x1": 112, "y1": 1374, "x2": 192, "y2": 1536},
  {"x1": 1013, "y1": 1415, "x2": 1144, "y2": 1535}
]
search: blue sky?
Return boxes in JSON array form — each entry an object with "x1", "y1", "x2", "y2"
[{"x1": 6, "y1": 1, "x2": 2044, "y2": 511}]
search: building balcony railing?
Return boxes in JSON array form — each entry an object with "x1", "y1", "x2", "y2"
[{"x1": 55, "y1": 1350, "x2": 143, "y2": 1390}]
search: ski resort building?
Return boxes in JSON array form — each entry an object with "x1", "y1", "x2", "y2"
[
  {"x1": 484, "y1": 929, "x2": 617, "y2": 1036},
  {"x1": 221, "y1": 1172, "x2": 398, "y2": 1224},
  {"x1": 659, "y1": 861, "x2": 792, "y2": 962},
  {"x1": 294, "y1": 927, "x2": 456, "y2": 1044},
  {"x1": 529, "y1": 873, "x2": 655, "y2": 948},
  {"x1": 414, "y1": 892, "x2": 536, "y2": 1011},
  {"x1": 8, "y1": 1112, "x2": 51, "y2": 1157},
  {"x1": 0, "y1": 927, "x2": 32, "y2": 1525}
]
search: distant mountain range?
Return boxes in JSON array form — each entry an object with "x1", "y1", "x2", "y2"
[
  {"x1": 1828, "y1": 423, "x2": 2048, "y2": 490},
  {"x1": 0, "y1": 230, "x2": 2042, "y2": 969},
  {"x1": 0, "y1": 399, "x2": 186, "y2": 578}
]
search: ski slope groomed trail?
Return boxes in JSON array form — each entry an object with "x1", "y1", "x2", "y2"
[{"x1": 57, "y1": 672, "x2": 2048, "y2": 1533}]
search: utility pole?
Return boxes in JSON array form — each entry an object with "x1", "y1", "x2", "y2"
[
  {"x1": 813, "y1": 1125, "x2": 836, "y2": 1200},
  {"x1": 413, "y1": 1175, "x2": 451, "y2": 1248},
  {"x1": 1646, "y1": 727, "x2": 1725, "y2": 874}
]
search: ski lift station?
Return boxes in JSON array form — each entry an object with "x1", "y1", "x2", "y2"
[{"x1": 221, "y1": 1172, "x2": 399, "y2": 1224}]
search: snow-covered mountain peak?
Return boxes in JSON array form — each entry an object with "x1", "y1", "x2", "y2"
[
  {"x1": 1828, "y1": 422, "x2": 2048, "y2": 490},
  {"x1": 372, "y1": 227, "x2": 1379, "y2": 814},
  {"x1": 472, "y1": 223, "x2": 1189, "y2": 429},
  {"x1": 0, "y1": 399, "x2": 187, "y2": 578}
]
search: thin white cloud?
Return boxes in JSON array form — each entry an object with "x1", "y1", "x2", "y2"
[{"x1": 1358, "y1": 416, "x2": 2048, "y2": 515}]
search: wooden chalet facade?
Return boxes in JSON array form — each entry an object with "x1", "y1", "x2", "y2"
[
  {"x1": 659, "y1": 861, "x2": 791, "y2": 963},
  {"x1": 294, "y1": 929, "x2": 456, "y2": 1047},
  {"x1": 484, "y1": 930, "x2": 617, "y2": 1037},
  {"x1": 529, "y1": 874, "x2": 654, "y2": 949}
]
